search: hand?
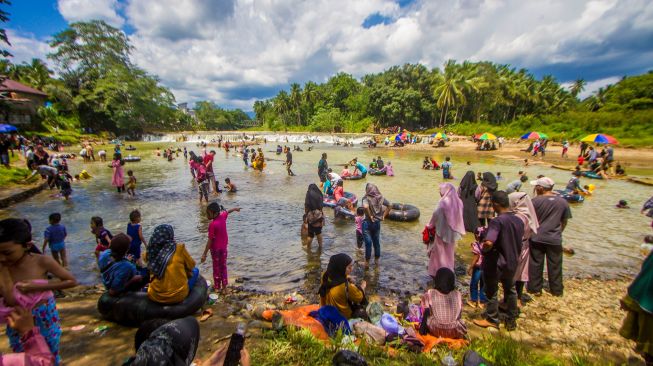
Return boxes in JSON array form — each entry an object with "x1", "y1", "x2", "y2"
[
  {"x1": 481, "y1": 241, "x2": 493, "y2": 250},
  {"x1": 240, "y1": 348, "x2": 251, "y2": 366},
  {"x1": 201, "y1": 254, "x2": 207, "y2": 264},
  {"x1": 234, "y1": 208, "x2": 241, "y2": 212},
  {"x1": 467, "y1": 266, "x2": 473, "y2": 276},
  {"x1": 16, "y1": 281, "x2": 38, "y2": 293},
  {"x1": 7, "y1": 307, "x2": 34, "y2": 336}
]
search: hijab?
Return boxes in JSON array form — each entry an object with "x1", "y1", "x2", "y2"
[
  {"x1": 508, "y1": 192, "x2": 539, "y2": 234},
  {"x1": 433, "y1": 267, "x2": 456, "y2": 294},
  {"x1": 131, "y1": 317, "x2": 200, "y2": 366},
  {"x1": 433, "y1": 183, "x2": 465, "y2": 243},
  {"x1": 318, "y1": 253, "x2": 353, "y2": 297},
  {"x1": 147, "y1": 224, "x2": 178, "y2": 279},
  {"x1": 481, "y1": 172, "x2": 498, "y2": 192},
  {"x1": 628, "y1": 251, "x2": 653, "y2": 314},
  {"x1": 458, "y1": 171, "x2": 477, "y2": 199},
  {"x1": 364, "y1": 183, "x2": 384, "y2": 214},
  {"x1": 305, "y1": 184, "x2": 323, "y2": 211}
]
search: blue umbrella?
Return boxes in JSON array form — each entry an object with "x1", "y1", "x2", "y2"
[{"x1": 0, "y1": 124, "x2": 17, "y2": 133}]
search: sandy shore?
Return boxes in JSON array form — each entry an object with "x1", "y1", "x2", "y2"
[{"x1": 0, "y1": 278, "x2": 643, "y2": 365}]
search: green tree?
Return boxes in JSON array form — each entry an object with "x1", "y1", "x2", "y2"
[{"x1": 570, "y1": 78, "x2": 586, "y2": 98}]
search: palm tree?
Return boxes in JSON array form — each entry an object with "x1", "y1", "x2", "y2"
[
  {"x1": 273, "y1": 91, "x2": 290, "y2": 126},
  {"x1": 22, "y1": 59, "x2": 52, "y2": 89},
  {"x1": 570, "y1": 78, "x2": 586, "y2": 98},
  {"x1": 289, "y1": 83, "x2": 302, "y2": 125}
]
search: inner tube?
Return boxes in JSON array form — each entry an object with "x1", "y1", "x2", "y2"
[
  {"x1": 98, "y1": 276, "x2": 208, "y2": 326},
  {"x1": 124, "y1": 156, "x2": 141, "y2": 162},
  {"x1": 555, "y1": 190, "x2": 585, "y2": 203},
  {"x1": 343, "y1": 175, "x2": 364, "y2": 180},
  {"x1": 125, "y1": 147, "x2": 136, "y2": 151},
  {"x1": 387, "y1": 203, "x2": 420, "y2": 222},
  {"x1": 369, "y1": 169, "x2": 387, "y2": 176},
  {"x1": 334, "y1": 206, "x2": 355, "y2": 219},
  {"x1": 323, "y1": 192, "x2": 358, "y2": 208},
  {"x1": 581, "y1": 171, "x2": 603, "y2": 179}
]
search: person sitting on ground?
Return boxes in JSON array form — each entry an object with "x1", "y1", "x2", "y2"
[
  {"x1": 123, "y1": 317, "x2": 206, "y2": 366},
  {"x1": 616, "y1": 163, "x2": 626, "y2": 176},
  {"x1": 98, "y1": 233, "x2": 145, "y2": 297},
  {"x1": 616, "y1": 200, "x2": 630, "y2": 209},
  {"x1": 340, "y1": 165, "x2": 352, "y2": 177},
  {"x1": 318, "y1": 253, "x2": 367, "y2": 319},
  {"x1": 224, "y1": 178, "x2": 237, "y2": 193},
  {"x1": 146, "y1": 224, "x2": 199, "y2": 304},
  {"x1": 419, "y1": 267, "x2": 467, "y2": 339}
]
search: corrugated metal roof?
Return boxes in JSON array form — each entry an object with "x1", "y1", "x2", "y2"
[{"x1": 0, "y1": 79, "x2": 47, "y2": 96}]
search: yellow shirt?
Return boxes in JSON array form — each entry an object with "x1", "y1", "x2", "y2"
[
  {"x1": 319, "y1": 281, "x2": 364, "y2": 319},
  {"x1": 146, "y1": 243, "x2": 196, "y2": 304}
]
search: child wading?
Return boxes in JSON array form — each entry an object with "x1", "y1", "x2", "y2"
[
  {"x1": 126, "y1": 170, "x2": 137, "y2": 196},
  {"x1": 0, "y1": 218, "x2": 78, "y2": 365},
  {"x1": 127, "y1": 210, "x2": 147, "y2": 266},
  {"x1": 91, "y1": 216, "x2": 113, "y2": 259},
  {"x1": 355, "y1": 207, "x2": 365, "y2": 249},
  {"x1": 42, "y1": 213, "x2": 68, "y2": 268},
  {"x1": 201, "y1": 202, "x2": 241, "y2": 292}
]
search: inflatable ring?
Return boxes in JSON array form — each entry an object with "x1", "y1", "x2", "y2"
[
  {"x1": 125, "y1": 147, "x2": 137, "y2": 151},
  {"x1": 581, "y1": 171, "x2": 603, "y2": 179},
  {"x1": 343, "y1": 175, "x2": 364, "y2": 180},
  {"x1": 556, "y1": 190, "x2": 584, "y2": 203},
  {"x1": 334, "y1": 206, "x2": 355, "y2": 219},
  {"x1": 369, "y1": 169, "x2": 387, "y2": 176},
  {"x1": 124, "y1": 156, "x2": 141, "y2": 162},
  {"x1": 323, "y1": 192, "x2": 358, "y2": 208},
  {"x1": 97, "y1": 275, "x2": 208, "y2": 326},
  {"x1": 387, "y1": 203, "x2": 420, "y2": 222}
]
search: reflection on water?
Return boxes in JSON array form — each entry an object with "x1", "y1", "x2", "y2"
[{"x1": 1, "y1": 142, "x2": 650, "y2": 296}]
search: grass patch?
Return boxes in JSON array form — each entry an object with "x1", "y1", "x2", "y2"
[{"x1": 249, "y1": 327, "x2": 614, "y2": 366}]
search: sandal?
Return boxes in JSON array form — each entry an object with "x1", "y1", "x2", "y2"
[{"x1": 199, "y1": 308, "x2": 213, "y2": 322}]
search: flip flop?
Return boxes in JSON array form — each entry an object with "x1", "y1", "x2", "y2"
[{"x1": 199, "y1": 308, "x2": 213, "y2": 322}]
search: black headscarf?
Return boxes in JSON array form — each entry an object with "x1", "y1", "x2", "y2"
[
  {"x1": 458, "y1": 171, "x2": 480, "y2": 233},
  {"x1": 433, "y1": 267, "x2": 455, "y2": 294},
  {"x1": 318, "y1": 253, "x2": 353, "y2": 298},
  {"x1": 305, "y1": 183, "x2": 324, "y2": 211},
  {"x1": 482, "y1": 172, "x2": 498, "y2": 192}
]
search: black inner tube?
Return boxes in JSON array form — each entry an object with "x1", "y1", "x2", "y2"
[{"x1": 387, "y1": 203, "x2": 420, "y2": 222}]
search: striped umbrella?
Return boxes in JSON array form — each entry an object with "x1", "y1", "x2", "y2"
[
  {"x1": 520, "y1": 131, "x2": 548, "y2": 140},
  {"x1": 580, "y1": 133, "x2": 618, "y2": 144},
  {"x1": 430, "y1": 132, "x2": 448, "y2": 140},
  {"x1": 478, "y1": 132, "x2": 497, "y2": 140}
]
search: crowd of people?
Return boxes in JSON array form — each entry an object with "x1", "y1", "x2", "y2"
[{"x1": 1, "y1": 133, "x2": 652, "y2": 365}]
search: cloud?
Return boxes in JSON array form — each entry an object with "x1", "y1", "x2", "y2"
[
  {"x1": 5, "y1": 30, "x2": 51, "y2": 64},
  {"x1": 57, "y1": 0, "x2": 124, "y2": 27},
  {"x1": 9, "y1": 0, "x2": 650, "y2": 110}
]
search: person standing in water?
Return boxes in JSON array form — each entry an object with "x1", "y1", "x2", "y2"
[
  {"x1": 425, "y1": 183, "x2": 465, "y2": 279},
  {"x1": 285, "y1": 146, "x2": 295, "y2": 176},
  {"x1": 361, "y1": 183, "x2": 390, "y2": 268},
  {"x1": 318, "y1": 153, "x2": 329, "y2": 185}
]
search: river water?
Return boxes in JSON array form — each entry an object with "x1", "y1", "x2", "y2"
[{"x1": 1, "y1": 139, "x2": 651, "y2": 297}]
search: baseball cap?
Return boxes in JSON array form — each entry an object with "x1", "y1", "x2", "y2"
[{"x1": 530, "y1": 177, "x2": 555, "y2": 189}]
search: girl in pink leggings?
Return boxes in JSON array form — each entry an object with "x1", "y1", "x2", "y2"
[{"x1": 201, "y1": 202, "x2": 241, "y2": 293}]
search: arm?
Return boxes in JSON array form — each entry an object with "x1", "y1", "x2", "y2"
[
  {"x1": 201, "y1": 237, "x2": 211, "y2": 264},
  {"x1": 138, "y1": 226, "x2": 146, "y2": 246},
  {"x1": 561, "y1": 218, "x2": 568, "y2": 232},
  {"x1": 4, "y1": 307, "x2": 55, "y2": 366},
  {"x1": 227, "y1": 207, "x2": 241, "y2": 214},
  {"x1": 467, "y1": 254, "x2": 480, "y2": 275},
  {"x1": 382, "y1": 204, "x2": 391, "y2": 221},
  {"x1": 42, "y1": 238, "x2": 49, "y2": 253},
  {"x1": 0, "y1": 265, "x2": 17, "y2": 305},
  {"x1": 16, "y1": 256, "x2": 77, "y2": 292}
]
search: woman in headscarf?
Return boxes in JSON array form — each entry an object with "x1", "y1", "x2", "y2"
[
  {"x1": 303, "y1": 184, "x2": 325, "y2": 247},
  {"x1": 319, "y1": 254, "x2": 366, "y2": 319},
  {"x1": 426, "y1": 183, "x2": 465, "y2": 278},
  {"x1": 146, "y1": 224, "x2": 199, "y2": 304},
  {"x1": 458, "y1": 171, "x2": 479, "y2": 233},
  {"x1": 620, "y1": 251, "x2": 653, "y2": 365},
  {"x1": 509, "y1": 192, "x2": 539, "y2": 306},
  {"x1": 476, "y1": 172, "x2": 498, "y2": 226},
  {"x1": 419, "y1": 267, "x2": 466, "y2": 339},
  {"x1": 125, "y1": 316, "x2": 202, "y2": 366},
  {"x1": 361, "y1": 183, "x2": 390, "y2": 267}
]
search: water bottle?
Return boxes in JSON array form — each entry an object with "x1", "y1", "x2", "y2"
[{"x1": 442, "y1": 352, "x2": 456, "y2": 366}]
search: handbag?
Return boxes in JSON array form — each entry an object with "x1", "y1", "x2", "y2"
[
  {"x1": 345, "y1": 281, "x2": 369, "y2": 321},
  {"x1": 422, "y1": 226, "x2": 435, "y2": 244}
]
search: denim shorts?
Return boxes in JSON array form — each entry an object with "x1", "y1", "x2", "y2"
[{"x1": 50, "y1": 241, "x2": 65, "y2": 252}]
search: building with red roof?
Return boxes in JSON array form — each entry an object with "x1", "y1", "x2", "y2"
[{"x1": 0, "y1": 78, "x2": 47, "y2": 126}]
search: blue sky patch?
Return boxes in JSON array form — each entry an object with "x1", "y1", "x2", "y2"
[{"x1": 362, "y1": 12, "x2": 394, "y2": 29}]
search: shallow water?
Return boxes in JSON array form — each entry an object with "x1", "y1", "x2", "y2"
[{"x1": 1, "y1": 141, "x2": 650, "y2": 296}]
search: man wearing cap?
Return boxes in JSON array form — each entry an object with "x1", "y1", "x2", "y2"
[{"x1": 528, "y1": 177, "x2": 572, "y2": 296}]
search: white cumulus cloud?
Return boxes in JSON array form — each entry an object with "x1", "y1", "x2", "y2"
[{"x1": 58, "y1": 0, "x2": 124, "y2": 27}]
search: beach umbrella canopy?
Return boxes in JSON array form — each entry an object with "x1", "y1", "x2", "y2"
[
  {"x1": 431, "y1": 132, "x2": 448, "y2": 140},
  {"x1": 580, "y1": 133, "x2": 618, "y2": 144},
  {"x1": 0, "y1": 124, "x2": 17, "y2": 133},
  {"x1": 478, "y1": 132, "x2": 497, "y2": 140},
  {"x1": 520, "y1": 131, "x2": 548, "y2": 140}
]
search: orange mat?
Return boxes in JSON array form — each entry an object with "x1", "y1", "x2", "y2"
[{"x1": 262, "y1": 304, "x2": 329, "y2": 340}]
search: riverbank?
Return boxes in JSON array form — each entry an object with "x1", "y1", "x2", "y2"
[{"x1": 0, "y1": 278, "x2": 642, "y2": 365}]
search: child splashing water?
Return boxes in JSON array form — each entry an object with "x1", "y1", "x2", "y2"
[
  {"x1": 0, "y1": 218, "x2": 78, "y2": 365},
  {"x1": 201, "y1": 202, "x2": 241, "y2": 293}
]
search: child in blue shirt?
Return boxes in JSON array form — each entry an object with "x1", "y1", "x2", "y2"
[
  {"x1": 126, "y1": 209, "x2": 146, "y2": 266},
  {"x1": 98, "y1": 233, "x2": 143, "y2": 296},
  {"x1": 42, "y1": 213, "x2": 67, "y2": 267}
]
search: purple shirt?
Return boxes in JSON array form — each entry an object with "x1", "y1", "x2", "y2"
[{"x1": 482, "y1": 212, "x2": 524, "y2": 280}]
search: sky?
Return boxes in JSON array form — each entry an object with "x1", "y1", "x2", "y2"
[{"x1": 4, "y1": 0, "x2": 653, "y2": 110}]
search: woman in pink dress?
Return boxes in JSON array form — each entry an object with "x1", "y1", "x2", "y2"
[
  {"x1": 425, "y1": 183, "x2": 465, "y2": 279},
  {"x1": 508, "y1": 192, "x2": 539, "y2": 306},
  {"x1": 111, "y1": 153, "x2": 125, "y2": 193}
]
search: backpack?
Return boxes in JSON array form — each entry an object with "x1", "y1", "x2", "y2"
[{"x1": 306, "y1": 209, "x2": 324, "y2": 227}]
